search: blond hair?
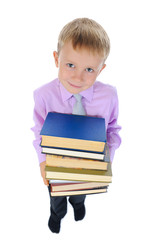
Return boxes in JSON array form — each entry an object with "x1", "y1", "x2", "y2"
[{"x1": 57, "y1": 18, "x2": 110, "y2": 61}]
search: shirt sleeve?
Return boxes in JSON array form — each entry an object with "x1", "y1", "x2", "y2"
[
  {"x1": 107, "y1": 89, "x2": 121, "y2": 163},
  {"x1": 31, "y1": 89, "x2": 46, "y2": 164}
]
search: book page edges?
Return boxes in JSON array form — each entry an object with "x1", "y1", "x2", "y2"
[
  {"x1": 46, "y1": 171, "x2": 112, "y2": 182},
  {"x1": 41, "y1": 135, "x2": 105, "y2": 152}
]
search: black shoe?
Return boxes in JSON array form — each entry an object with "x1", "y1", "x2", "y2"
[
  {"x1": 48, "y1": 216, "x2": 61, "y2": 233},
  {"x1": 69, "y1": 200, "x2": 86, "y2": 221}
]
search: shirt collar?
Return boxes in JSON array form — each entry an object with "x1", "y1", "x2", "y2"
[
  {"x1": 57, "y1": 79, "x2": 93, "y2": 102},
  {"x1": 58, "y1": 80, "x2": 73, "y2": 102},
  {"x1": 80, "y1": 86, "x2": 93, "y2": 102}
]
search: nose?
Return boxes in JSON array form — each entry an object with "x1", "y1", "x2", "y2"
[{"x1": 72, "y1": 70, "x2": 84, "y2": 83}]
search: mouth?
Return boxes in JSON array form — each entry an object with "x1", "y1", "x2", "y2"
[{"x1": 68, "y1": 82, "x2": 82, "y2": 88}]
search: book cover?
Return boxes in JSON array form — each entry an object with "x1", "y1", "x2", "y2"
[{"x1": 40, "y1": 112, "x2": 106, "y2": 152}]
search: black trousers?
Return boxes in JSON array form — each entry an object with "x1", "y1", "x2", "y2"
[{"x1": 48, "y1": 185, "x2": 86, "y2": 222}]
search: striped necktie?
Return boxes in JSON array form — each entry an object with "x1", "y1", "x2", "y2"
[{"x1": 72, "y1": 94, "x2": 86, "y2": 115}]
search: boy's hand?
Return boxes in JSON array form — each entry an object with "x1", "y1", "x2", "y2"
[{"x1": 40, "y1": 161, "x2": 49, "y2": 186}]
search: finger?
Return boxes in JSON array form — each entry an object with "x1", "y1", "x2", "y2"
[{"x1": 43, "y1": 178, "x2": 49, "y2": 186}]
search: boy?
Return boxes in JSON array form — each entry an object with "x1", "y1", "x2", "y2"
[{"x1": 32, "y1": 18, "x2": 121, "y2": 233}]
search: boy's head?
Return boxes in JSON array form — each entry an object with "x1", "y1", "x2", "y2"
[
  {"x1": 53, "y1": 18, "x2": 110, "y2": 94},
  {"x1": 57, "y1": 18, "x2": 110, "y2": 61}
]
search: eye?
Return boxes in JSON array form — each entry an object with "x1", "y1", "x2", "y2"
[
  {"x1": 86, "y1": 68, "x2": 94, "y2": 73},
  {"x1": 67, "y1": 63, "x2": 75, "y2": 68}
]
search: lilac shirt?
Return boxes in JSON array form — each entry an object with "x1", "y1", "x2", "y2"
[{"x1": 32, "y1": 78, "x2": 121, "y2": 164}]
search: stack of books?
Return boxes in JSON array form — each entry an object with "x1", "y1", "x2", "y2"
[{"x1": 40, "y1": 112, "x2": 112, "y2": 196}]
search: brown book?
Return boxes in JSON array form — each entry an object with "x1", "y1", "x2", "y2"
[
  {"x1": 50, "y1": 187, "x2": 107, "y2": 196},
  {"x1": 50, "y1": 180, "x2": 109, "y2": 192}
]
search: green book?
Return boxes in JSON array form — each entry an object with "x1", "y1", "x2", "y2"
[{"x1": 45, "y1": 162, "x2": 112, "y2": 183}]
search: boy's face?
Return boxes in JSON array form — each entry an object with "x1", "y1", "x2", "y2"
[{"x1": 53, "y1": 41, "x2": 106, "y2": 94}]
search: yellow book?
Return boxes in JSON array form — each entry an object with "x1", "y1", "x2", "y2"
[{"x1": 46, "y1": 154, "x2": 108, "y2": 170}]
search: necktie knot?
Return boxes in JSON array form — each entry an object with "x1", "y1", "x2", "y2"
[{"x1": 73, "y1": 94, "x2": 82, "y2": 102}]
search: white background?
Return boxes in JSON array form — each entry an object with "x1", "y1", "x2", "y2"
[{"x1": 0, "y1": 0, "x2": 160, "y2": 239}]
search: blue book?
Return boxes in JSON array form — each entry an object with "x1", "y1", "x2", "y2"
[{"x1": 40, "y1": 112, "x2": 106, "y2": 152}]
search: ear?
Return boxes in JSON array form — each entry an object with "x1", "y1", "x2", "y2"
[
  {"x1": 99, "y1": 64, "x2": 106, "y2": 73},
  {"x1": 53, "y1": 51, "x2": 59, "y2": 68}
]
